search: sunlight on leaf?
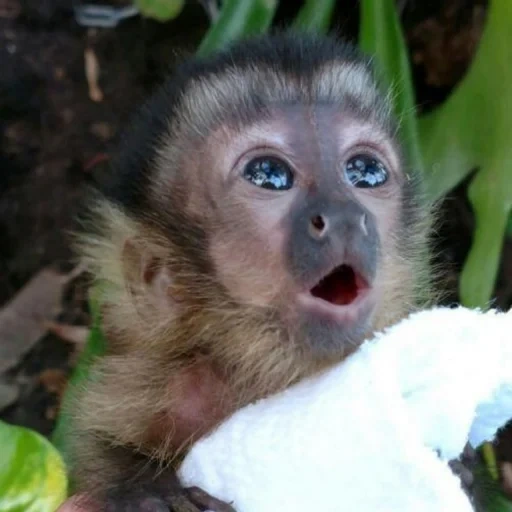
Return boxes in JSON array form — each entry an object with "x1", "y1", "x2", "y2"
[
  {"x1": 359, "y1": 0, "x2": 423, "y2": 174},
  {"x1": 134, "y1": 0, "x2": 184, "y2": 22},
  {"x1": 0, "y1": 421, "x2": 67, "y2": 512},
  {"x1": 197, "y1": 0, "x2": 277, "y2": 56},
  {"x1": 419, "y1": 0, "x2": 512, "y2": 307}
]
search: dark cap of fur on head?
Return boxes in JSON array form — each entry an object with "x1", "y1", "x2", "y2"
[{"x1": 98, "y1": 32, "x2": 394, "y2": 217}]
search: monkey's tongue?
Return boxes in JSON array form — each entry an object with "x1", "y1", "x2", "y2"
[{"x1": 310, "y1": 265, "x2": 359, "y2": 306}]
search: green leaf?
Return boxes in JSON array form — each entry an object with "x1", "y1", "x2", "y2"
[
  {"x1": 482, "y1": 442, "x2": 500, "y2": 481},
  {"x1": 134, "y1": 0, "x2": 184, "y2": 22},
  {"x1": 485, "y1": 493, "x2": 512, "y2": 512},
  {"x1": 293, "y1": 0, "x2": 336, "y2": 34},
  {"x1": 418, "y1": 0, "x2": 512, "y2": 307},
  {"x1": 0, "y1": 420, "x2": 67, "y2": 512},
  {"x1": 52, "y1": 287, "x2": 107, "y2": 459},
  {"x1": 359, "y1": 0, "x2": 423, "y2": 174},
  {"x1": 473, "y1": 447, "x2": 512, "y2": 512},
  {"x1": 197, "y1": 0, "x2": 278, "y2": 56}
]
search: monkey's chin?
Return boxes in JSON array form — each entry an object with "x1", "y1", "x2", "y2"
[
  {"x1": 294, "y1": 289, "x2": 376, "y2": 358},
  {"x1": 294, "y1": 307, "x2": 375, "y2": 360}
]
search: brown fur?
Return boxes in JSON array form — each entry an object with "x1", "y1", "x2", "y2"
[{"x1": 66, "y1": 33, "x2": 437, "y2": 508}]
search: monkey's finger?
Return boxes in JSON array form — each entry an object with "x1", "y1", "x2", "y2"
[
  {"x1": 166, "y1": 493, "x2": 202, "y2": 512},
  {"x1": 186, "y1": 486, "x2": 236, "y2": 512}
]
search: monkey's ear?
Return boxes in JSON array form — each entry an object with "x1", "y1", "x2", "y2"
[{"x1": 121, "y1": 238, "x2": 176, "y2": 318}]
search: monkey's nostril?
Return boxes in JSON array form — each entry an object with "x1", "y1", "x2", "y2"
[
  {"x1": 311, "y1": 215, "x2": 325, "y2": 231},
  {"x1": 309, "y1": 214, "x2": 328, "y2": 239}
]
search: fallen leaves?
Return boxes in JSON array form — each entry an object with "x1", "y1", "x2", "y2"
[
  {"x1": 0, "y1": 266, "x2": 83, "y2": 375},
  {"x1": 0, "y1": 265, "x2": 90, "y2": 421},
  {"x1": 45, "y1": 321, "x2": 89, "y2": 347}
]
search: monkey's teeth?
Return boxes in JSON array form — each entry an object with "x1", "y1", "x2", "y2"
[{"x1": 310, "y1": 265, "x2": 359, "y2": 306}]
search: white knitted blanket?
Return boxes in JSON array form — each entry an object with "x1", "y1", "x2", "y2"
[{"x1": 179, "y1": 307, "x2": 512, "y2": 512}]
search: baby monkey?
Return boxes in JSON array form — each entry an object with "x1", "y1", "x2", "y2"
[{"x1": 65, "y1": 32, "x2": 433, "y2": 511}]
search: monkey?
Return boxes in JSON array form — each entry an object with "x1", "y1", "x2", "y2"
[{"x1": 64, "y1": 31, "x2": 434, "y2": 511}]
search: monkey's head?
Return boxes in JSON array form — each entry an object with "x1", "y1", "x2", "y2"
[{"x1": 82, "y1": 32, "x2": 432, "y2": 400}]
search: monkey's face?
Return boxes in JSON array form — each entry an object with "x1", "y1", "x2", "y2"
[{"x1": 192, "y1": 103, "x2": 404, "y2": 359}]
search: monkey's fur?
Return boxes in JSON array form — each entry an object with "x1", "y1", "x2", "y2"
[{"x1": 69, "y1": 32, "x2": 435, "y2": 510}]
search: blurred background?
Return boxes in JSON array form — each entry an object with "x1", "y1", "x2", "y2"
[{"x1": 1, "y1": 0, "x2": 512, "y2": 509}]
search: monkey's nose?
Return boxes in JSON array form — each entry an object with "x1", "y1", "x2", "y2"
[
  {"x1": 308, "y1": 214, "x2": 329, "y2": 240},
  {"x1": 308, "y1": 211, "x2": 370, "y2": 241}
]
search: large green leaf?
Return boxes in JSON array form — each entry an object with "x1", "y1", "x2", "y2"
[
  {"x1": 293, "y1": 0, "x2": 336, "y2": 34},
  {"x1": 418, "y1": 0, "x2": 512, "y2": 307},
  {"x1": 0, "y1": 420, "x2": 67, "y2": 512},
  {"x1": 359, "y1": 0, "x2": 423, "y2": 174},
  {"x1": 134, "y1": 0, "x2": 184, "y2": 22},
  {"x1": 197, "y1": 0, "x2": 278, "y2": 56}
]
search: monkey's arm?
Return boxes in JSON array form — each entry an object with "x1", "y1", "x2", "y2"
[
  {"x1": 68, "y1": 431, "x2": 235, "y2": 512},
  {"x1": 71, "y1": 436, "x2": 190, "y2": 510},
  {"x1": 66, "y1": 355, "x2": 236, "y2": 512}
]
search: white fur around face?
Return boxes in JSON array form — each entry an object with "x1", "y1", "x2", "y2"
[{"x1": 179, "y1": 306, "x2": 512, "y2": 512}]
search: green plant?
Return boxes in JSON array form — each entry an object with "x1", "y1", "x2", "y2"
[
  {"x1": 359, "y1": 0, "x2": 423, "y2": 176},
  {"x1": 135, "y1": 0, "x2": 184, "y2": 22},
  {"x1": 197, "y1": 0, "x2": 278, "y2": 56},
  {"x1": 418, "y1": 0, "x2": 512, "y2": 308},
  {"x1": 293, "y1": 0, "x2": 336, "y2": 34},
  {"x1": 0, "y1": 420, "x2": 67, "y2": 512}
]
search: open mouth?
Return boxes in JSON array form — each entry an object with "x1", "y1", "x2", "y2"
[{"x1": 310, "y1": 264, "x2": 367, "y2": 306}]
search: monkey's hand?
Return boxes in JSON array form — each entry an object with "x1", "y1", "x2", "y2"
[
  {"x1": 57, "y1": 485, "x2": 235, "y2": 512},
  {"x1": 58, "y1": 448, "x2": 236, "y2": 512},
  {"x1": 63, "y1": 423, "x2": 237, "y2": 512},
  {"x1": 104, "y1": 484, "x2": 234, "y2": 512}
]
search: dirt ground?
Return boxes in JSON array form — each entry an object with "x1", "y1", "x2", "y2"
[{"x1": 1, "y1": 0, "x2": 512, "y2": 486}]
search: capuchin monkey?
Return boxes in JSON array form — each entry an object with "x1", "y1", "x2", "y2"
[{"x1": 60, "y1": 32, "x2": 434, "y2": 511}]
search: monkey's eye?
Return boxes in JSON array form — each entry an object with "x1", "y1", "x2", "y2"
[
  {"x1": 344, "y1": 154, "x2": 388, "y2": 188},
  {"x1": 243, "y1": 157, "x2": 294, "y2": 191}
]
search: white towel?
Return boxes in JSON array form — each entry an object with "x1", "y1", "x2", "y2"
[{"x1": 179, "y1": 306, "x2": 512, "y2": 512}]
